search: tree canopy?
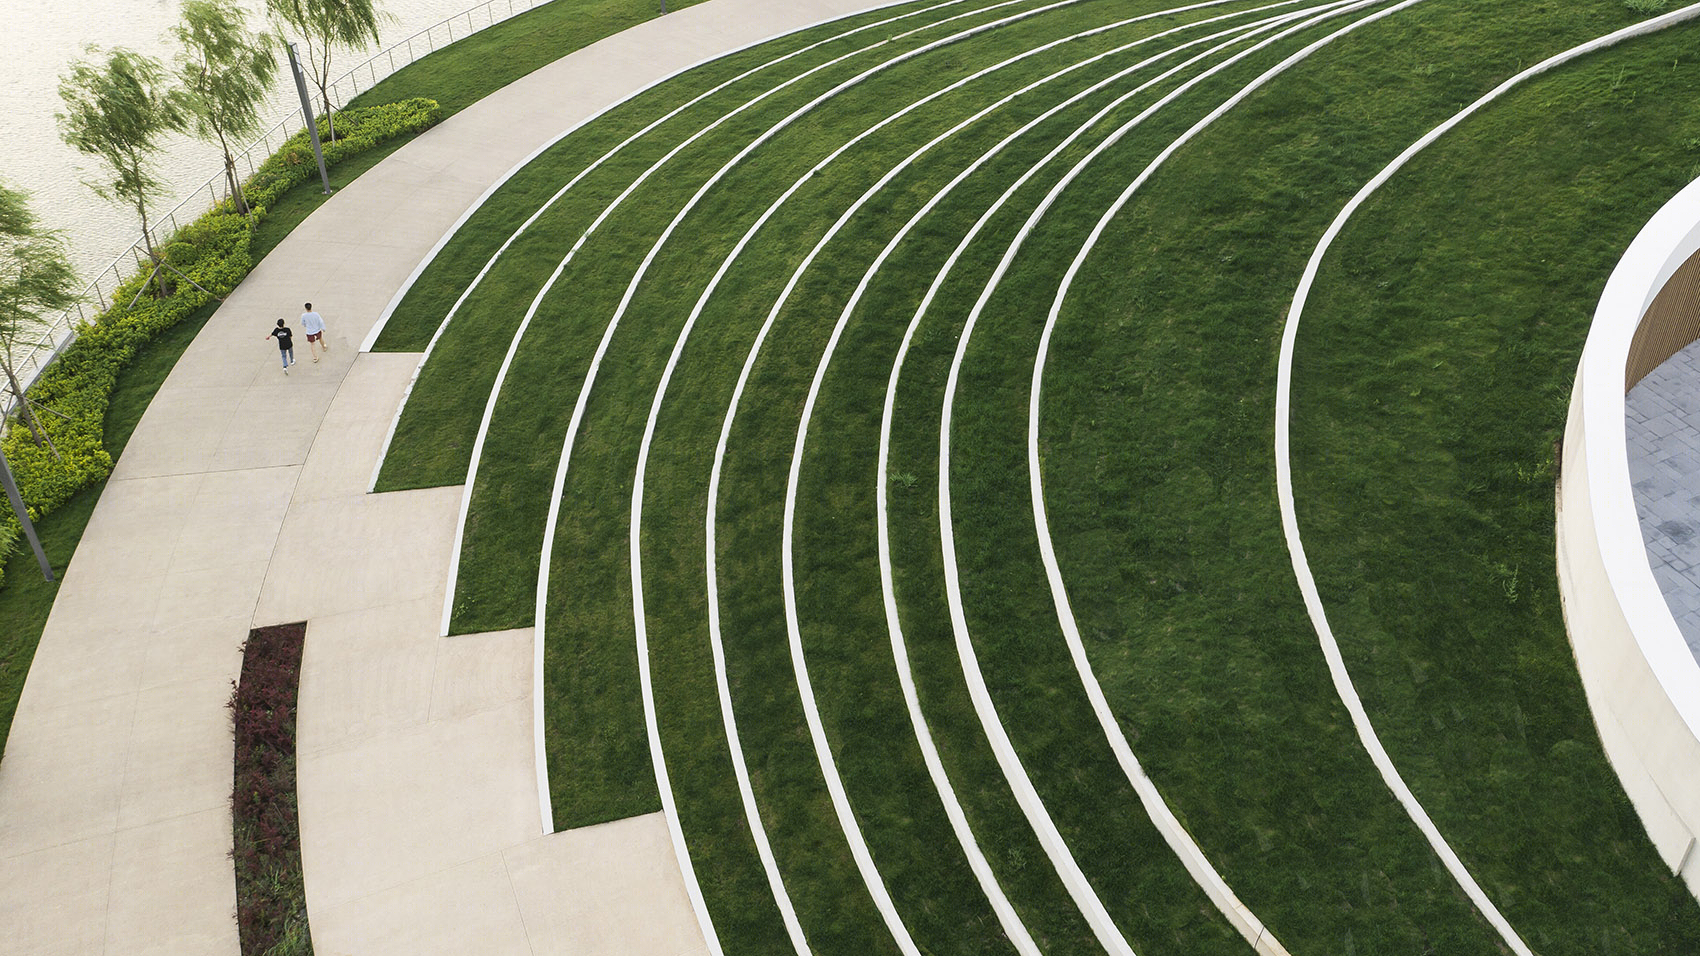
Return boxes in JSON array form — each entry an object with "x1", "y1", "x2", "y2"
[
  {"x1": 0, "y1": 181, "x2": 79, "y2": 448},
  {"x1": 267, "y1": 0, "x2": 384, "y2": 141},
  {"x1": 173, "y1": 0, "x2": 279, "y2": 215},
  {"x1": 55, "y1": 47, "x2": 185, "y2": 284}
]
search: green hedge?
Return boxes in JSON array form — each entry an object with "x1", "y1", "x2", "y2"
[{"x1": 0, "y1": 98, "x2": 441, "y2": 587}]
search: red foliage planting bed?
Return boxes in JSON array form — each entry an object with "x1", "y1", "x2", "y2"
[{"x1": 231, "y1": 622, "x2": 312, "y2": 956}]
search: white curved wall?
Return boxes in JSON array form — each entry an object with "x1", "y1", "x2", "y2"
[{"x1": 1558, "y1": 176, "x2": 1700, "y2": 896}]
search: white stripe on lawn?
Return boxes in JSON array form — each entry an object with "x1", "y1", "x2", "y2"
[
  {"x1": 668, "y1": 5, "x2": 1307, "y2": 953},
  {"x1": 1000, "y1": 0, "x2": 1460, "y2": 952},
  {"x1": 929, "y1": 0, "x2": 1388, "y2": 952},
  {"x1": 444, "y1": 0, "x2": 1047, "y2": 642},
  {"x1": 633, "y1": 12, "x2": 1159, "y2": 954},
  {"x1": 1270, "y1": 7, "x2": 1700, "y2": 956},
  {"x1": 533, "y1": 2, "x2": 1110, "y2": 951},
  {"x1": 364, "y1": 0, "x2": 982, "y2": 494},
  {"x1": 773, "y1": 2, "x2": 1349, "y2": 952}
]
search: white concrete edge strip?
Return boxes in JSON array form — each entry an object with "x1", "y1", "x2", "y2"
[
  {"x1": 1271, "y1": 8, "x2": 1700, "y2": 955},
  {"x1": 521, "y1": 0, "x2": 1000, "y2": 843},
  {"x1": 629, "y1": 32, "x2": 1047, "y2": 954},
  {"x1": 447, "y1": 0, "x2": 1021, "y2": 639},
  {"x1": 447, "y1": 18, "x2": 920, "y2": 641},
  {"x1": 361, "y1": 2, "x2": 946, "y2": 495},
  {"x1": 859, "y1": 0, "x2": 1320, "y2": 936},
  {"x1": 531, "y1": 2, "x2": 1101, "y2": 947},
  {"x1": 663, "y1": 11, "x2": 1205, "y2": 950},
  {"x1": 1578, "y1": 117, "x2": 1700, "y2": 745},
  {"x1": 729, "y1": 8, "x2": 1285, "y2": 947},
  {"x1": 358, "y1": 0, "x2": 956, "y2": 354},
  {"x1": 759, "y1": 5, "x2": 1324, "y2": 952},
  {"x1": 1018, "y1": 1, "x2": 1465, "y2": 952},
  {"x1": 363, "y1": 0, "x2": 989, "y2": 497},
  {"x1": 931, "y1": 2, "x2": 1375, "y2": 952}
]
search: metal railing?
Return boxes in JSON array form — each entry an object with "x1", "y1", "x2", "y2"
[{"x1": 2, "y1": 0, "x2": 549, "y2": 419}]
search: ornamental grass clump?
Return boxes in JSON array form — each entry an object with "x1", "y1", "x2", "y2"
[{"x1": 230, "y1": 622, "x2": 311, "y2": 956}]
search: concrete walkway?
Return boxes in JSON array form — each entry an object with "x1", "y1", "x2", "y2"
[
  {"x1": 0, "y1": 1, "x2": 894, "y2": 953},
  {"x1": 1628, "y1": 336, "x2": 1700, "y2": 655}
]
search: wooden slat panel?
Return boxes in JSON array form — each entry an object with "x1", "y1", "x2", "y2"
[{"x1": 1627, "y1": 245, "x2": 1700, "y2": 391}]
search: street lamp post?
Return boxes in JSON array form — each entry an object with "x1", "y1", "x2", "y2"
[{"x1": 285, "y1": 41, "x2": 334, "y2": 196}]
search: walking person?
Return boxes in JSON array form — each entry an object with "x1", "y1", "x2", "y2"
[
  {"x1": 301, "y1": 302, "x2": 329, "y2": 362},
  {"x1": 268, "y1": 318, "x2": 295, "y2": 374}
]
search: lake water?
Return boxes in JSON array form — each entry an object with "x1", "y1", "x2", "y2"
[{"x1": 3, "y1": 0, "x2": 508, "y2": 283}]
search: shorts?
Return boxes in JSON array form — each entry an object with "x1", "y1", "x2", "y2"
[{"x1": 306, "y1": 331, "x2": 323, "y2": 342}]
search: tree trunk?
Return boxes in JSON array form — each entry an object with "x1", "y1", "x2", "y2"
[
  {"x1": 318, "y1": 82, "x2": 338, "y2": 143},
  {"x1": 216, "y1": 127, "x2": 250, "y2": 216},
  {"x1": 317, "y1": 41, "x2": 338, "y2": 144},
  {"x1": 136, "y1": 204, "x2": 171, "y2": 299},
  {"x1": 1, "y1": 358, "x2": 51, "y2": 454},
  {"x1": 225, "y1": 154, "x2": 249, "y2": 216}
]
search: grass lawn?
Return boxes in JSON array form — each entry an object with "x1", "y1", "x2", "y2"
[
  {"x1": 1039, "y1": 1, "x2": 1700, "y2": 952},
  {"x1": 375, "y1": 1, "x2": 1292, "y2": 951},
  {"x1": 375, "y1": 0, "x2": 1700, "y2": 951},
  {"x1": 1287, "y1": 25, "x2": 1700, "y2": 951}
]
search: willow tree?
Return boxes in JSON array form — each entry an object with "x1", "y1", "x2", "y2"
[
  {"x1": 0, "y1": 182, "x2": 79, "y2": 452},
  {"x1": 266, "y1": 0, "x2": 382, "y2": 143},
  {"x1": 56, "y1": 47, "x2": 184, "y2": 298},
  {"x1": 173, "y1": 0, "x2": 278, "y2": 216}
]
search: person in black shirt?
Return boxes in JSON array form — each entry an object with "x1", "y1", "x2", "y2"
[{"x1": 268, "y1": 319, "x2": 295, "y2": 374}]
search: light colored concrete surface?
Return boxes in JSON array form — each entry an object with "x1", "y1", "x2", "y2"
[
  {"x1": 1627, "y1": 336, "x2": 1700, "y2": 652},
  {"x1": 1559, "y1": 171, "x2": 1700, "y2": 900},
  {"x1": 311, "y1": 855, "x2": 535, "y2": 956},
  {"x1": 0, "y1": 0, "x2": 905, "y2": 953},
  {"x1": 504, "y1": 815, "x2": 710, "y2": 956}
]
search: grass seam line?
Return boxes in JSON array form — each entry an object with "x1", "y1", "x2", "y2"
[
  {"x1": 653, "y1": 9, "x2": 1237, "y2": 950},
  {"x1": 364, "y1": 0, "x2": 980, "y2": 496},
  {"x1": 741, "y1": 1, "x2": 1335, "y2": 949},
  {"x1": 1270, "y1": 7, "x2": 1700, "y2": 954},
  {"x1": 680, "y1": 8, "x2": 1278, "y2": 949},
  {"x1": 463, "y1": 0, "x2": 1075, "y2": 642},
  {"x1": 766, "y1": 2, "x2": 1324, "y2": 949},
  {"x1": 998, "y1": 0, "x2": 1450, "y2": 950},
  {"x1": 449, "y1": 24, "x2": 904, "y2": 641},
  {"x1": 357, "y1": 0, "x2": 952, "y2": 353},
  {"x1": 928, "y1": 1, "x2": 1381, "y2": 950},
  {"x1": 531, "y1": 1, "x2": 1106, "y2": 947}
]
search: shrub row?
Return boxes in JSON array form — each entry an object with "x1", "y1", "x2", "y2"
[
  {"x1": 230, "y1": 622, "x2": 311, "y2": 956},
  {"x1": 0, "y1": 98, "x2": 441, "y2": 588}
]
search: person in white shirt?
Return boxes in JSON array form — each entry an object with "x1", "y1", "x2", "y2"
[{"x1": 300, "y1": 302, "x2": 329, "y2": 362}]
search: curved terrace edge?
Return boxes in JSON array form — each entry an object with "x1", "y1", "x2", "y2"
[{"x1": 1558, "y1": 174, "x2": 1700, "y2": 897}]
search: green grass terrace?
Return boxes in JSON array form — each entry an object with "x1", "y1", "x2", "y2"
[{"x1": 39, "y1": 0, "x2": 1695, "y2": 952}]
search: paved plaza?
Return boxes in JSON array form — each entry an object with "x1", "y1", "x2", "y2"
[{"x1": 1628, "y1": 336, "x2": 1700, "y2": 654}]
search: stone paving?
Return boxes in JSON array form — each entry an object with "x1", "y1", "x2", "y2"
[{"x1": 1627, "y1": 336, "x2": 1700, "y2": 656}]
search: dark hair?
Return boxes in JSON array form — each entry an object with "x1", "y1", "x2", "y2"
[
  {"x1": 304, "y1": 302, "x2": 312, "y2": 310},
  {"x1": 276, "y1": 318, "x2": 285, "y2": 327}
]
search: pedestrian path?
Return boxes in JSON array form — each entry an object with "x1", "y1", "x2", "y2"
[
  {"x1": 0, "y1": 1, "x2": 896, "y2": 953},
  {"x1": 1628, "y1": 335, "x2": 1700, "y2": 655}
]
